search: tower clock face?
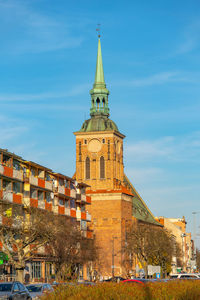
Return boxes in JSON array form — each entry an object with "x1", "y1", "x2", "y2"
[{"x1": 88, "y1": 139, "x2": 102, "y2": 152}]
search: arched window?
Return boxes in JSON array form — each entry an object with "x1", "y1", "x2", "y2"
[
  {"x1": 85, "y1": 157, "x2": 90, "y2": 179},
  {"x1": 102, "y1": 98, "x2": 105, "y2": 108},
  {"x1": 100, "y1": 156, "x2": 105, "y2": 179},
  {"x1": 96, "y1": 98, "x2": 100, "y2": 111}
]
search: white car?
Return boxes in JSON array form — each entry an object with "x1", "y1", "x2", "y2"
[{"x1": 170, "y1": 273, "x2": 200, "y2": 279}]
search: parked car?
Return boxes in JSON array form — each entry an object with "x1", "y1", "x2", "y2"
[
  {"x1": 121, "y1": 279, "x2": 147, "y2": 284},
  {"x1": 26, "y1": 283, "x2": 53, "y2": 299},
  {"x1": 170, "y1": 273, "x2": 200, "y2": 279},
  {"x1": 103, "y1": 276, "x2": 126, "y2": 283},
  {"x1": 0, "y1": 281, "x2": 32, "y2": 299}
]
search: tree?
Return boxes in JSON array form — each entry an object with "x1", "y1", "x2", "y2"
[
  {"x1": 124, "y1": 221, "x2": 180, "y2": 278},
  {"x1": 196, "y1": 249, "x2": 200, "y2": 271},
  {"x1": 47, "y1": 216, "x2": 97, "y2": 281},
  {"x1": 0, "y1": 196, "x2": 95, "y2": 282}
]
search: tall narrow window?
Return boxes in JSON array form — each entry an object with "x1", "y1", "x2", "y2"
[
  {"x1": 85, "y1": 157, "x2": 90, "y2": 179},
  {"x1": 79, "y1": 141, "x2": 81, "y2": 162},
  {"x1": 108, "y1": 140, "x2": 110, "y2": 160},
  {"x1": 100, "y1": 156, "x2": 105, "y2": 179}
]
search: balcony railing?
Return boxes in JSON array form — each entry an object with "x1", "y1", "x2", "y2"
[
  {"x1": 45, "y1": 181, "x2": 53, "y2": 190},
  {"x1": 58, "y1": 186, "x2": 65, "y2": 195},
  {"x1": 30, "y1": 176, "x2": 38, "y2": 186},
  {"x1": 86, "y1": 211, "x2": 91, "y2": 221},
  {"x1": 38, "y1": 201, "x2": 45, "y2": 209},
  {"x1": 76, "y1": 210, "x2": 81, "y2": 220},
  {"x1": 70, "y1": 189, "x2": 76, "y2": 198},
  {"x1": 13, "y1": 169, "x2": 23, "y2": 181}
]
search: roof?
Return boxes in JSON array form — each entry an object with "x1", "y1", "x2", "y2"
[
  {"x1": 124, "y1": 174, "x2": 161, "y2": 226},
  {"x1": 79, "y1": 115, "x2": 119, "y2": 132}
]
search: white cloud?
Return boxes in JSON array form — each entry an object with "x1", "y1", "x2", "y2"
[
  {"x1": 0, "y1": 0, "x2": 84, "y2": 54},
  {"x1": 125, "y1": 132, "x2": 200, "y2": 163}
]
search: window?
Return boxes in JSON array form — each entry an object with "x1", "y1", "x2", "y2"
[
  {"x1": 70, "y1": 199, "x2": 76, "y2": 209},
  {"x1": 45, "y1": 172, "x2": 51, "y2": 181},
  {"x1": 102, "y1": 139, "x2": 105, "y2": 144},
  {"x1": 79, "y1": 141, "x2": 81, "y2": 162},
  {"x1": 46, "y1": 192, "x2": 51, "y2": 203},
  {"x1": 38, "y1": 191, "x2": 44, "y2": 201},
  {"x1": 31, "y1": 261, "x2": 41, "y2": 279},
  {"x1": 31, "y1": 167, "x2": 37, "y2": 177},
  {"x1": 30, "y1": 188, "x2": 37, "y2": 199},
  {"x1": 59, "y1": 198, "x2": 64, "y2": 206},
  {"x1": 81, "y1": 205, "x2": 85, "y2": 212},
  {"x1": 3, "y1": 180, "x2": 11, "y2": 191},
  {"x1": 13, "y1": 160, "x2": 20, "y2": 171},
  {"x1": 108, "y1": 140, "x2": 110, "y2": 160},
  {"x1": 85, "y1": 157, "x2": 90, "y2": 180},
  {"x1": 100, "y1": 156, "x2": 105, "y2": 179},
  {"x1": 84, "y1": 140, "x2": 87, "y2": 145},
  {"x1": 65, "y1": 200, "x2": 69, "y2": 208},
  {"x1": 13, "y1": 182, "x2": 21, "y2": 194}
]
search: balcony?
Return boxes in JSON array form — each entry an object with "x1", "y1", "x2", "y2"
[
  {"x1": 38, "y1": 201, "x2": 45, "y2": 209},
  {"x1": 58, "y1": 186, "x2": 65, "y2": 195},
  {"x1": 76, "y1": 209, "x2": 81, "y2": 220},
  {"x1": 13, "y1": 169, "x2": 23, "y2": 181},
  {"x1": 2, "y1": 191, "x2": 13, "y2": 203},
  {"x1": 30, "y1": 176, "x2": 38, "y2": 186},
  {"x1": 65, "y1": 208, "x2": 70, "y2": 216},
  {"x1": 0, "y1": 165, "x2": 4, "y2": 175},
  {"x1": 45, "y1": 181, "x2": 52, "y2": 190},
  {"x1": 86, "y1": 211, "x2": 91, "y2": 222},
  {"x1": 70, "y1": 189, "x2": 76, "y2": 198}
]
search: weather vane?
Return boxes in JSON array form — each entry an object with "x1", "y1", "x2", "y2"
[{"x1": 96, "y1": 24, "x2": 101, "y2": 38}]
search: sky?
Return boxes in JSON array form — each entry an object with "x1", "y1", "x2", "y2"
[{"x1": 0, "y1": 0, "x2": 200, "y2": 243}]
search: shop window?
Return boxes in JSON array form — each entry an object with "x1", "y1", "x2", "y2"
[{"x1": 31, "y1": 261, "x2": 41, "y2": 279}]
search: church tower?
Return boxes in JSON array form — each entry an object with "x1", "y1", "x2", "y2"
[
  {"x1": 75, "y1": 39, "x2": 125, "y2": 190},
  {"x1": 74, "y1": 38, "x2": 133, "y2": 278}
]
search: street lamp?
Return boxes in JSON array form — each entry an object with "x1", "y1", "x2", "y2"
[{"x1": 192, "y1": 211, "x2": 200, "y2": 261}]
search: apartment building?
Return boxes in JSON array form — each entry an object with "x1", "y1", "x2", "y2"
[
  {"x1": 155, "y1": 216, "x2": 194, "y2": 273},
  {"x1": 0, "y1": 148, "x2": 92, "y2": 281}
]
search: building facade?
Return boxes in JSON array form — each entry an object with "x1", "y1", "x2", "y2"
[
  {"x1": 156, "y1": 216, "x2": 195, "y2": 273},
  {"x1": 0, "y1": 148, "x2": 92, "y2": 281},
  {"x1": 74, "y1": 38, "x2": 160, "y2": 278}
]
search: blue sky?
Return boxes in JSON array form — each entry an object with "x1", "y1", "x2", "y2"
[{"x1": 0, "y1": 0, "x2": 200, "y2": 241}]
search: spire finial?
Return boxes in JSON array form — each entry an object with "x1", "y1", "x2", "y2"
[{"x1": 96, "y1": 24, "x2": 101, "y2": 38}]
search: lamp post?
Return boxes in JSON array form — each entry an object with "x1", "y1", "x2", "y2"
[{"x1": 192, "y1": 211, "x2": 200, "y2": 265}]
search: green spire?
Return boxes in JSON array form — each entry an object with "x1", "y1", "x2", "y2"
[
  {"x1": 94, "y1": 39, "x2": 105, "y2": 88},
  {"x1": 90, "y1": 38, "x2": 110, "y2": 117}
]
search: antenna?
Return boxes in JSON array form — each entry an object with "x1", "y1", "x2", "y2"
[{"x1": 96, "y1": 23, "x2": 101, "y2": 38}]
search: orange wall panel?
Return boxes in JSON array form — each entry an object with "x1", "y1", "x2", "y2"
[
  {"x1": 81, "y1": 212, "x2": 86, "y2": 220},
  {"x1": 13, "y1": 194, "x2": 22, "y2": 204},
  {"x1": 4, "y1": 166, "x2": 13, "y2": 178},
  {"x1": 38, "y1": 178, "x2": 45, "y2": 188},
  {"x1": 65, "y1": 188, "x2": 70, "y2": 197},
  {"x1": 70, "y1": 209, "x2": 76, "y2": 218},
  {"x1": 45, "y1": 202, "x2": 52, "y2": 211},
  {"x1": 86, "y1": 195, "x2": 91, "y2": 204},
  {"x1": 58, "y1": 206, "x2": 65, "y2": 215},
  {"x1": 30, "y1": 198, "x2": 38, "y2": 208}
]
